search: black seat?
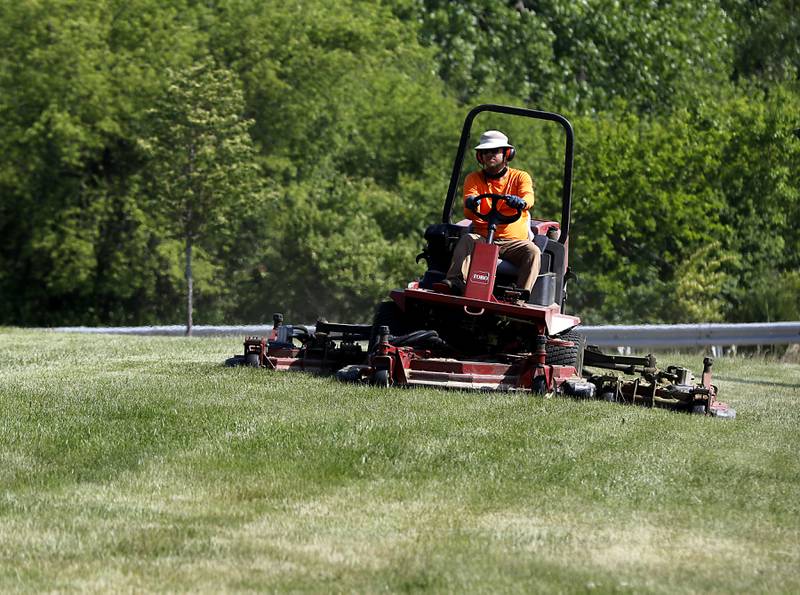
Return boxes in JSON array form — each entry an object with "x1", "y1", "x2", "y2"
[
  {"x1": 496, "y1": 234, "x2": 550, "y2": 277},
  {"x1": 495, "y1": 235, "x2": 565, "y2": 305}
]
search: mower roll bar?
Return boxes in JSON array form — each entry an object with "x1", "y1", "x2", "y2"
[{"x1": 442, "y1": 104, "x2": 574, "y2": 245}]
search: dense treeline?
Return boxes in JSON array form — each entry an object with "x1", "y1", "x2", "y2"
[{"x1": 0, "y1": 0, "x2": 797, "y2": 327}]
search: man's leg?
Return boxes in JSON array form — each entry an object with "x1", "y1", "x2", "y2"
[
  {"x1": 445, "y1": 233, "x2": 483, "y2": 289},
  {"x1": 496, "y1": 239, "x2": 541, "y2": 291}
]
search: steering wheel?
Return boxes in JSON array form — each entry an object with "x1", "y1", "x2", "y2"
[{"x1": 465, "y1": 193, "x2": 524, "y2": 225}]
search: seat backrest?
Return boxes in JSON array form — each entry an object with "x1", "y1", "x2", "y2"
[
  {"x1": 494, "y1": 232, "x2": 566, "y2": 304},
  {"x1": 496, "y1": 234, "x2": 553, "y2": 276}
]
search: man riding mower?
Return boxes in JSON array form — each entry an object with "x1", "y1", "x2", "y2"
[{"x1": 441, "y1": 129, "x2": 540, "y2": 303}]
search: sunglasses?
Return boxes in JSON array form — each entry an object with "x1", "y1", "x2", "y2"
[{"x1": 477, "y1": 148, "x2": 505, "y2": 156}]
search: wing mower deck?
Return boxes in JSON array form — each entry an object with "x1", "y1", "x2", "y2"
[{"x1": 226, "y1": 307, "x2": 734, "y2": 418}]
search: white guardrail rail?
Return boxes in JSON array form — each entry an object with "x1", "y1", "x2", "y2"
[
  {"x1": 580, "y1": 322, "x2": 800, "y2": 348},
  {"x1": 52, "y1": 322, "x2": 800, "y2": 348}
]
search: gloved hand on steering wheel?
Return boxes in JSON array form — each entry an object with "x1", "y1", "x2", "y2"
[
  {"x1": 505, "y1": 194, "x2": 527, "y2": 211},
  {"x1": 465, "y1": 195, "x2": 481, "y2": 211}
]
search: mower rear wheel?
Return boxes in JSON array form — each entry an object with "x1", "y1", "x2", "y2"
[
  {"x1": 245, "y1": 353, "x2": 260, "y2": 367},
  {"x1": 546, "y1": 329, "x2": 586, "y2": 375}
]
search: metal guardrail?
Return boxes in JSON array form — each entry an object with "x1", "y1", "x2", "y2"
[
  {"x1": 51, "y1": 322, "x2": 800, "y2": 348},
  {"x1": 51, "y1": 325, "x2": 275, "y2": 337},
  {"x1": 579, "y1": 322, "x2": 800, "y2": 348}
]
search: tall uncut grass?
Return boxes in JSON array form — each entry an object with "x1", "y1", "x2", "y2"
[{"x1": 1, "y1": 329, "x2": 798, "y2": 592}]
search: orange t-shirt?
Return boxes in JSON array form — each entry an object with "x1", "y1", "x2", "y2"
[{"x1": 463, "y1": 167, "x2": 535, "y2": 240}]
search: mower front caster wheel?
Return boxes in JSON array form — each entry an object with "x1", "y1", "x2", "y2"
[
  {"x1": 372, "y1": 369, "x2": 391, "y2": 388},
  {"x1": 532, "y1": 375, "x2": 549, "y2": 395}
]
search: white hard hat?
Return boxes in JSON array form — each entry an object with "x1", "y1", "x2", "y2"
[{"x1": 474, "y1": 130, "x2": 512, "y2": 150}]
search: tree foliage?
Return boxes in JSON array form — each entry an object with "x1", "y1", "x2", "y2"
[
  {"x1": 0, "y1": 0, "x2": 797, "y2": 326},
  {"x1": 397, "y1": 0, "x2": 735, "y2": 113},
  {"x1": 722, "y1": 0, "x2": 800, "y2": 82}
]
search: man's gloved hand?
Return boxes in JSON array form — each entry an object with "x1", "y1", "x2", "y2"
[
  {"x1": 465, "y1": 195, "x2": 480, "y2": 211},
  {"x1": 505, "y1": 195, "x2": 527, "y2": 210}
]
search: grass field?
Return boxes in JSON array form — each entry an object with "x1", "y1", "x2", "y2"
[{"x1": 1, "y1": 329, "x2": 798, "y2": 592}]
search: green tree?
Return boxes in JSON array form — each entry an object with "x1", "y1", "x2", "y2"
[
  {"x1": 0, "y1": 0, "x2": 207, "y2": 325},
  {"x1": 204, "y1": 0, "x2": 461, "y2": 322},
  {"x1": 399, "y1": 0, "x2": 735, "y2": 114},
  {"x1": 529, "y1": 0, "x2": 735, "y2": 113},
  {"x1": 139, "y1": 58, "x2": 261, "y2": 334},
  {"x1": 722, "y1": 0, "x2": 800, "y2": 82},
  {"x1": 208, "y1": 0, "x2": 460, "y2": 183},
  {"x1": 0, "y1": 0, "x2": 796, "y2": 328},
  {"x1": 713, "y1": 84, "x2": 800, "y2": 321},
  {"x1": 391, "y1": 0, "x2": 557, "y2": 105},
  {"x1": 568, "y1": 107, "x2": 731, "y2": 323}
]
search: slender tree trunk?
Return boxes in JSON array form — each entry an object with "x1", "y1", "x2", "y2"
[
  {"x1": 185, "y1": 234, "x2": 193, "y2": 336},
  {"x1": 185, "y1": 147, "x2": 196, "y2": 337}
]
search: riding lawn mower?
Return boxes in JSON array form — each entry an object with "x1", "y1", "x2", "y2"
[{"x1": 226, "y1": 104, "x2": 735, "y2": 418}]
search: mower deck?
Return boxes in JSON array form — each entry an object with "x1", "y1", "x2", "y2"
[{"x1": 226, "y1": 313, "x2": 734, "y2": 418}]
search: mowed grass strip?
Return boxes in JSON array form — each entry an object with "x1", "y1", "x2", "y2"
[{"x1": 0, "y1": 329, "x2": 798, "y2": 592}]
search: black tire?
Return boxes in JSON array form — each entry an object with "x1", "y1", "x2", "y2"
[
  {"x1": 245, "y1": 353, "x2": 260, "y2": 367},
  {"x1": 372, "y1": 369, "x2": 391, "y2": 387},
  {"x1": 601, "y1": 391, "x2": 617, "y2": 403},
  {"x1": 545, "y1": 329, "x2": 586, "y2": 375},
  {"x1": 224, "y1": 355, "x2": 246, "y2": 367},
  {"x1": 368, "y1": 300, "x2": 409, "y2": 350},
  {"x1": 532, "y1": 375, "x2": 548, "y2": 395},
  {"x1": 336, "y1": 365, "x2": 364, "y2": 383}
]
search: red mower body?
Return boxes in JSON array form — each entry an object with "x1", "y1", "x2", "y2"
[{"x1": 227, "y1": 104, "x2": 734, "y2": 418}]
